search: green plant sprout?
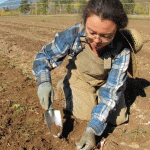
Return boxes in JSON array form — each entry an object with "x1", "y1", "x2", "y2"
[
  {"x1": 5, "y1": 81, "x2": 14, "y2": 84},
  {"x1": 131, "y1": 128, "x2": 150, "y2": 141},
  {"x1": 11, "y1": 104, "x2": 28, "y2": 115},
  {"x1": 9, "y1": 62, "x2": 16, "y2": 67},
  {"x1": 21, "y1": 133, "x2": 31, "y2": 136},
  {"x1": 22, "y1": 69, "x2": 28, "y2": 75},
  {"x1": 0, "y1": 86, "x2": 4, "y2": 92}
]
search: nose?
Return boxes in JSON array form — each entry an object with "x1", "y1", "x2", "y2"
[{"x1": 94, "y1": 35, "x2": 102, "y2": 43}]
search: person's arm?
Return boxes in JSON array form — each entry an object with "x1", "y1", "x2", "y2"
[
  {"x1": 32, "y1": 22, "x2": 83, "y2": 86},
  {"x1": 32, "y1": 22, "x2": 84, "y2": 110},
  {"x1": 88, "y1": 48, "x2": 130, "y2": 136}
]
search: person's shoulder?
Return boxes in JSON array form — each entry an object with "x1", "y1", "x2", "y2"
[
  {"x1": 68, "y1": 22, "x2": 85, "y2": 35},
  {"x1": 70, "y1": 21, "x2": 84, "y2": 28}
]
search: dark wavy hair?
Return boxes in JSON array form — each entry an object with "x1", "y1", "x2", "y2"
[{"x1": 82, "y1": 0, "x2": 128, "y2": 30}]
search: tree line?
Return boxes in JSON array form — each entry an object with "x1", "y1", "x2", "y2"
[
  {"x1": 18, "y1": 0, "x2": 87, "y2": 14},
  {"x1": 1, "y1": 0, "x2": 150, "y2": 15}
]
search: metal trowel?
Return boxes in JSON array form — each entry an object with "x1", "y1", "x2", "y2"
[{"x1": 44, "y1": 105, "x2": 62, "y2": 138}]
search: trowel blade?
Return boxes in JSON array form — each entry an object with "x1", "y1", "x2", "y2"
[{"x1": 44, "y1": 109, "x2": 62, "y2": 138}]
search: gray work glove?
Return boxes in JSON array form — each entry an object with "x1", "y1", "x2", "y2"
[
  {"x1": 76, "y1": 127, "x2": 96, "y2": 150},
  {"x1": 37, "y1": 82, "x2": 54, "y2": 110}
]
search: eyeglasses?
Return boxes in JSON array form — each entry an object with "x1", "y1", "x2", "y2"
[{"x1": 86, "y1": 28, "x2": 116, "y2": 43}]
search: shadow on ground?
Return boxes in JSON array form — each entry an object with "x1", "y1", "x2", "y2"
[
  {"x1": 59, "y1": 77, "x2": 150, "y2": 147},
  {"x1": 125, "y1": 77, "x2": 150, "y2": 113}
]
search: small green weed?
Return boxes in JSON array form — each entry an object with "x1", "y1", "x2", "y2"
[
  {"x1": 17, "y1": 98, "x2": 24, "y2": 101},
  {"x1": 131, "y1": 128, "x2": 150, "y2": 141},
  {"x1": 0, "y1": 86, "x2": 4, "y2": 92},
  {"x1": 9, "y1": 62, "x2": 16, "y2": 67},
  {"x1": 32, "y1": 130, "x2": 38, "y2": 135},
  {"x1": 41, "y1": 19, "x2": 46, "y2": 22},
  {"x1": 28, "y1": 75, "x2": 33, "y2": 80},
  {"x1": 3, "y1": 50, "x2": 6, "y2": 54},
  {"x1": 0, "y1": 59, "x2": 7, "y2": 64},
  {"x1": 22, "y1": 69, "x2": 28, "y2": 75},
  {"x1": 11, "y1": 104, "x2": 27, "y2": 115},
  {"x1": 12, "y1": 104, "x2": 20, "y2": 109},
  {"x1": 51, "y1": 76, "x2": 54, "y2": 80},
  {"x1": 19, "y1": 129, "x2": 32, "y2": 137},
  {"x1": 22, "y1": 69, "x2": 35, "y2": 81},
  {"x1": 29, "y1": 107, "x2": 34, "y2": 110},
  {"x1": 122, "y1": 128, "x2": 133, "y2": 137},
  {"x1": 5, "y1": 81, "x2": 14, "y2": 84},
  {"x1": 16, "y1": 55, "x2": 19, "y2": 59},
  {"x1": 21, "y1": 133, "x2": 31, "y2": 136}
]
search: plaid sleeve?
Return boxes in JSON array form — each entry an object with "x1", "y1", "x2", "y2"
[
  {"x1": 32, "y1": 22, "x2": 83, "y2": 86},
  {"x1": 88, "y1": 48, "x2": 130, "y2": 136}
]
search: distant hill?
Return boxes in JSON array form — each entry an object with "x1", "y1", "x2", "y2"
[
  {"x1": 0, "y1": 0, "x2": 40, "y2": 9},
  {"x1": 0, "y1": 0, "x2": 21, "y2": 9}
]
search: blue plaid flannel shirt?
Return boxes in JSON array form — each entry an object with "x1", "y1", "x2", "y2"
[{"x1": 32, "y1": 22, "x2": 130, "y2": 136}]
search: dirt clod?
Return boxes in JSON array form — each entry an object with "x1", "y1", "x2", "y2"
[{"x1": 51, "y1": 122, "x2": 62, "y2": 136}]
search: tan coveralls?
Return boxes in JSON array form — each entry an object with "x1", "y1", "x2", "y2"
[{"x1": 57, "y1": 36, "x2": 129, "y2": 125}]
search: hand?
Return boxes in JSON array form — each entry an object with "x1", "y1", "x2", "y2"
[
  {"x1": 76, "y1": 127, "x2": 96, "y2": 150},
  {"x1": 37, "y1": 82, "x2": 54, "y2": 110}
]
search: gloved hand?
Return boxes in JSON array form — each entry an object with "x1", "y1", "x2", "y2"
[
  {"x1": 37, "y1": 82, "x2": 54, "y2": 110},
  {"x1": 76, "y1": 127, "x2": 96, "y2": 150}
]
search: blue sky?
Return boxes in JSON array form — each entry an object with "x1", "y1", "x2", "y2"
[{"x1": 0, "y1": 0, "x2": 7, "y2": 4}]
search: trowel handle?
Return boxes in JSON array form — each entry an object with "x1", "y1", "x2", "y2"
[{"x1": 48, "y1": 105, "x2": 54, "y2": 110}]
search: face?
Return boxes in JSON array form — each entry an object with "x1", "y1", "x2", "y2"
[{"x1": 85, "y1": 15, "x2": 117, "y2": 51}]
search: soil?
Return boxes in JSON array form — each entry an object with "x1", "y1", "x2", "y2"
[
  {"x1": 48, "y1": 115, "x2": 62, "y2": 137},
  {"x1": 50, "y1": 122, "x2": 62, "y2": 137},
  {"x1": 0, "y1": 15, "x2": 150, "y2": 150}
]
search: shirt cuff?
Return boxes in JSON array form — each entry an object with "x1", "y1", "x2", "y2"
[
  {"x1": 36, "y1": 71, "x2": 51, "y2": 86},
  {"x1": 87, "y1": 118, "x2": 107, "y2": 136}
]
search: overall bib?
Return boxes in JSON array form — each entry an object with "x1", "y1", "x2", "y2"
[{"x1": 57, "y1": 37, "x2": 128, "y2": 125}]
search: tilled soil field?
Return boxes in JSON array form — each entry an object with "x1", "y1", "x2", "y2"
[{"x1": 0, "y1": 15, "x2": 150, "y2": 150}]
